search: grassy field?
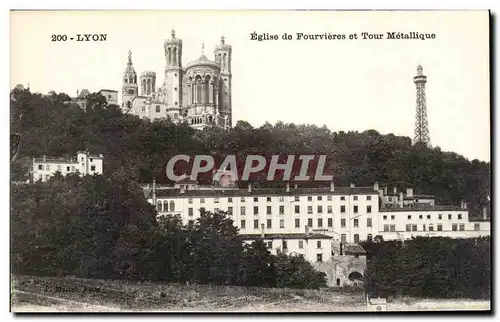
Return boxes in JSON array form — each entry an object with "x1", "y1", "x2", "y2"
[{"x1": 10, "y1": 275, "x2": 490, "y2": 312}]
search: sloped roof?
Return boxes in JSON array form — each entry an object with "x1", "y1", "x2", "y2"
[{"x1": 344, "y1": 243, "x2": 366, "y2": 254}]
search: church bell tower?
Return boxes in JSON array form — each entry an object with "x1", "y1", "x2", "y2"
[{"x1": 122, "y1": 50, "x2": 138, "y2": 111}]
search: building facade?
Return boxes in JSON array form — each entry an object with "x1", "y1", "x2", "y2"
[
  {"x1": 121, "y1": 30, "x2": 232, "y2": 130},
  {"x1": 32, "y1": 151, "x2": 103, "y2": 182},
  {"x1": 98, "y1": 89, "x2": 119, "y2": 106}
]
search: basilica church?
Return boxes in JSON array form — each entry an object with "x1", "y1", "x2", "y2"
[{"x1": 121, "y1": 30, "x2": 232, "y2": 129}]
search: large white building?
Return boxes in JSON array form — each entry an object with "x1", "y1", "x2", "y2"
[
  {"x1": 144, "y1": 180, "x2": 490, "y2": 264},
  {"x1": 32, "y1": 151, "x2": 104, "y2": 182}
]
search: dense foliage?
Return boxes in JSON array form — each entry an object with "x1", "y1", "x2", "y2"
[
  {"x1": 10, "y1": 88, "x2": 490, "y2": 215},
  {"x1": 11, "y1": 174, "x2": 326, "y2": 289},
  {"x1": 362, "y1": 237, "x2": 491, "y2": 299}
]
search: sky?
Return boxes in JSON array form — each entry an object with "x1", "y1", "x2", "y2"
[{"x1": 10, "y1": 10, "x2": 490, "y2": 161}]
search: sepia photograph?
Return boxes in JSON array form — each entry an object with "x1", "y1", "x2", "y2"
[{"x1": 9, "y1": 9, "x2": 491, "y2": 313}]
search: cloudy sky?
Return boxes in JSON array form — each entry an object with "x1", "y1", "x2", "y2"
[{"x1": 10, "y1": 10, "x2": 490, "y2": 161}]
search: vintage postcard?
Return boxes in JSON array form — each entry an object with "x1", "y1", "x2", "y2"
[{"x1": 9, "y1": 10, "x2": 491, "y2": 313}]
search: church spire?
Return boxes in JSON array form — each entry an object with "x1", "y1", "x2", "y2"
[{"x1": 128, "y1": 50, "x2": 132, "y2": 65}]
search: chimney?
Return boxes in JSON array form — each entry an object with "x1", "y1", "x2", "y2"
[
  {"x1": 43, "y1": 155, "x2": 46, "y2": 162},
  {"x1": 330, "y1": 181, "x2": 335, "y2": 192},
  {"x1": 294, "y1": 183, "x2": 298, "y2": 189},
  {"x1": 406, "y1": 188, "x2": 413, "y2": 198},
  {"x1": 393, "y1": 187, "x2": 397, "y2": 195},
  {"x1": 286, "y1": 182, "x2": 290, "y2": 192},
  {"x1": 373, "y1": 181, "x2": 379, "y2": 191},
  {"x1": 350, "y1": 183, "x2": 355, "y2": 188},
  {"x1": 305, "y1": 225, "x2": 310, "y2": 236},
  {"x1": 383, "y1": 186, "x2": 388, "y2": 195},
  {"x1": 248, "y1": 183, "x2": 252, "y2": 193},
  {"x1": 399, "y1": 192, "x2": 404, "y2": 207},
  {"x1": 461, "y1": 200, "x2": 468, "y2": 210},
  {"x1": 260, "y1": 223, "x2": 265, "y2": 238},
  {"x1": 180, "y1": 184, "x2": 186, "y2": 194},
  {"x1": 483, "y1": 207, "x2": 487, "y2": 220}
]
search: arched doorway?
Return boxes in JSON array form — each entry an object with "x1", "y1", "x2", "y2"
[{"x1": 348, "y1": 271, "x2": 363, "y2": 282}]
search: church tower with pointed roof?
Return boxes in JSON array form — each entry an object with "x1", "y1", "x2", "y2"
[
  {"x1": 122, "y1": 50, "x2": 138, "y2": 112},
  {"x1": 164, "y1": 29, "x2": 183, "y2": 109}
]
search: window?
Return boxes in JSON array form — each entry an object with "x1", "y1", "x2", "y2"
[
  {"x1": 254, "y1": 220, "x2": 259, "y2": 229},
  {"x1": 307, "y1": 206, "x2": 313, "y2": 214},
  {"x1": 241, "y1": 197, "x2": 246, "y2": 202},
  {"x1": 266, "y1": 197, "x2": 271, "y2": 202},
  {"x1": 452, "y1": 224, "x2": 458, "y2": 231},
  {"x1": 279, "y1": 196, "x2": 284, "y2": 202},
  {"x1": 241, "y1": 206, "x2": 246, "y2": 215},
  {"x1": 170, "y1": 201, "x2": 175, "y2": 211},
  {"x1": 283, "y1": 241, "x2": 288, "y2": 250},
  {"x1": 295, "y1": 205, "x2": 300, "y2": 214},
  {"x1": 200, "y1": 198, "x2": 205, "y2": 203},
  {"x1": 188, "y1": 198, "x2": 193, "y2": 204},
  {"x1": 391, "y1": 215, "x2": 395, "y2": 220},
  {"x1": 459, "y1": 224, "x2": 465, "y2": 231},
  {"x1": 367, "y1": 218, "x2": 372, "y2": 227},
  {"x1": 90, "y1": 158, "x2": 93, "y2": 162},
  {"x1": 200, "y1": 207, "x2": 206, "y2": 213},
  {"x1": 187, "y1": 207, "x2": 193, "y2": 216},
  {"x1": 367, "y1": 234, "x2": 373, "y2": 242},
  {"x1": 318, "y1": 196, "x2": 323, "y2": 201},
  {"x1": 228, "y1": 197, "x2": 233, "y2": 203},
  {"x1": 383, "y1": 224, "x2": 389, "y2": 232},
  {"x1": 353, "y1": 196, "x2": 358, "y2": 201},
  {"x1": 390, "y1": 225, "x2": 396, "y2": 232},
  {"x1": 299, "y1": 241, "x2": 304, "y2": 249},
  {"x1": 406, "y1": 224, "x2": 411, "y2": 231},
  {"x1": 188, "y1": 220, "x2": 194, "y2": 228},
  {"x1": 327, "y1": 205, "x2": 333, "y2": 214},
  {"x1": 341, "y1": 234, "x2": 347, "y2": 243},
  {"x1": 448, "y1": 214, "x2": 452, "y2": 220},
  {"x1": 353, "y1": 234, "x2": 360, "y2": 243},
  {"x1": 295, "y1": 218, "x2": 300, "y2": 228},
  {"x1": 340, "y1": 196, "x2": 346, "y2": 201},
  {"x1": 308, "y1": 218, "x2": 313, "y2": 227},
  {"x1": 437, "y1": 224, "x2": 443, "y2": 231},
  {"x1": 57, "y1": 165, "x2": 61, "y2": 171},
  {"x1": 408, "y1": 215, "x2": 412, "y2": 220},
  {"x1": 318, "y1": 218, "x2": 323, "y2": 228},
  {"x1": 228, "y1": 206, "x2": 233, "y2": 215},
  {"x1": 412, "y1": 224, "x2": 417, "y2": 231},
  {"x1": 353, "y1": 206, "x2": 358, "y2": 213},
  {"x1": 341, "y1": 219, "x2": 346, "y2": 228},
  {"x1": 156, "y1": 105, "x2": 160, "y2": 112},
  {"x1": 317, "y1": 241, "x2": 322, "y2": 249},
  {"x1": 367, "y1": 196, "x2": 372, "y2": 200},
  {"x1": 280, "y1": 219, "x2": 284, "y2": 228},
  {"x1": 267, "y1": 219, "x2": 272, "y2": 229},
  {"x1": 317, "y1": 254, "x2": 323, "y2": 262},
  {"x1": 318, "y1": 206, "x2": 323, "y2": 214},
  {"x1": 38, "y1": 164, "x2": 43, "y2": 170},
  {"x1": 353, "y1": 219, "x2": 359, "y2": 227},
  {"x1": 214, "y1": 197, "x2": 219, "y2": 203},
  {"x1": 423, "y1": 224, "x2": 426, "y2": 231},
  {"x1": 474, "y1": 223, "x2": 480, "y2": 231},
  {"x1": 294, "y1": 196, "x2": 299, "y2": 202},
  {"x1": 307, "y1": 196, "x2": 312, "y2": 201},
  {"x1": 327, "y1": 196, "x2": 332, "y2": 201},
  {"x1": 254, "y1": 206, "x2": 259, "y2": 215},
  {"x1": 267, "y1": 206, "x2": 272, "y2": 215},
  {"x1": 341, "y1": 205, "x2": 346, "y2": 213},
  {"x1": 279, "y1": 205, "x2": 284, "y2": 214},
  {"x1": 383, "y1": 215, "x2": 387, "y2": 220},
  {"x1": 458, "y1": 214, "x2": 462, "y2": 220},
  {"x1": 71, "y1": 166, "x2": 75, "y2": 171},
  {"x1": 427, "y1": 214, "x2": 431, "y2": 219},
  {"x1": 429, "y1": 224, "x2": 434, "y2": 231},
  {"x1": 367, "y1": 205, "x2": 372, "y2": 213},
  {"x1": 66, "y1": 166, "x2": 70, "y2": 171},
  {"x1": 266, "y1": 242, "x2": 272, "y2": 249},
  {"x1": 241, "y1": 220, "x2": 246, "y2": 229},
  {"x1": 328, "y1": 218, "x2": 333, "y2": 227},
  {"x1": 46, "y1": 165, "x2": 51, "y2": 171},
  {"x1": 254, "y1": 197, "x2": 258, "y2": 202},
  {"x1": 438, "y1": 214, "x2": 442, "y2": 220},
  {"x1": 157, "y1": 201, "x2": 163, "y2": 212},
  {"x1": 419, "y1": 215, "x2": 423, "y2": 219}
]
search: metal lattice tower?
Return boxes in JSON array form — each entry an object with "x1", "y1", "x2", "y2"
[{"x1": 413, "y1": 64, "x2": 431, "y2": 147}]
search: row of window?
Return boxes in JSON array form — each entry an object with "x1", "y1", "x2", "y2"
[
  {"x1": 183, "y1": 204, "x2": 372, "y2": 215},
  {"x1": 36, "y1": 164, "x2": 97, "y2": 172},
  {"x1": 384, "y1": 223, "x2": 471, "y2": 232},
  {"x1": 234, "y1": 217, "x2": 373, "y2": 230},
  {"x1": 267, "y1": 240, "x2": 324, "y2": 250},
  {"x1": 190, "y1": 195, "x2": 374, "y2": 204},
  {"x1": 382, "y1": 213, "x2": 464, "y2": 221}
]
